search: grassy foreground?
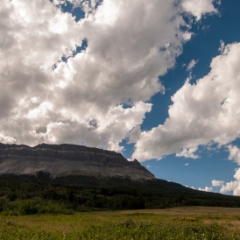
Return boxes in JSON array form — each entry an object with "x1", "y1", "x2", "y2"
[{"x1": 0, "y1": 207, "x2": 240, "y2": 239}]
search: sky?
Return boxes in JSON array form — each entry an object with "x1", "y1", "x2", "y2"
[{"x1": 1, "y1": 0, "x2": 240, "y2": 195}]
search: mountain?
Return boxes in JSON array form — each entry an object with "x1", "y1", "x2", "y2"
[{"x1": 0, "y1": 143, "x2": 155, "y2": 180}]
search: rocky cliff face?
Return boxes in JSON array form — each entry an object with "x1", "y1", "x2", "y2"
[{"x1": 0, "y1": 143, "x2": 155, "y2": 180}]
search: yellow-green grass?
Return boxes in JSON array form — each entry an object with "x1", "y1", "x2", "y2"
[{"x1": 0, "y1": 207, "x2": 240, "y2": 239}]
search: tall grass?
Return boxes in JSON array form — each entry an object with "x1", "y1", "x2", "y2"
[{"x1": 0, "y1": 210, "x2": 240, "y2": 239}]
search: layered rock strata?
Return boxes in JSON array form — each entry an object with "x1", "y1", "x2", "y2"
[{"x1": 0, "y1": 143, "x2": 155, "y2": 180}]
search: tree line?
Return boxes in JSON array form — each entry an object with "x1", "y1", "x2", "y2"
[{"x1": 0, "y1": 174, "x2": 240, "y2": 215}]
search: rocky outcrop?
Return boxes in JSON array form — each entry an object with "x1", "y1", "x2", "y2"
[{"x1": 0, "y1": 143, "x2": 155, "y2": 180}]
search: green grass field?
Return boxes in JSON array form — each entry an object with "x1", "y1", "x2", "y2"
[{"x1": 0, "y1": 207, "x2": 240, "y2": 239}]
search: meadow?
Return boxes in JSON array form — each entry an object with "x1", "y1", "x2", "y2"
[{"x1": 0, "y1": 207, "x2": 240, "y2": 239}]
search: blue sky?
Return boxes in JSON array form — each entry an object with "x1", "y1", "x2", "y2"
[{"x1": 1, "y1": 0, "x2": 240, "y2": 195}]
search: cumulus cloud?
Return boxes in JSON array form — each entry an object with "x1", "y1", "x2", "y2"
[
  {"x1": 220, "y1": 146, "x2": 240, "y2": 196},
  {"x1": 212, "y1": 179, "x2": 224, "y2": 187},
  {"x1": 220, "y1": 168, "x2": 240, "y2": 196},
  {"x1": 1, "y1": 0, "x2": 218, "y2": 152},
  {"x1": 219, "y1": 40, "x2": 225, "y2": 53},
  {"x1": 132, "y1": 42, "x2": 240, "y2": 161},
  {"x1": 182, "y1": 0, "x2": 218, "y2": 21},
  {"x1": 228, "y1": 145, "x2": 240, "y2": 165},
  {"x1": 185, "y1": 185, "x2": 196, "y2": 189},
  {"x1": 177, "y1": 147, "x2": 199, "y2": 159},
  {"x1": 198, "y1": 186, "x2": 213, "y2": 192},
  {"x1": 186, "y1": 59, "x2": 198, "y2": 72},
  {"x1": 127, "y1": 126, "x2": 142, "y2": 144}
]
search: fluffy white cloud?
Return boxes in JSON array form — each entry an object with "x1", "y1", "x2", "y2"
[
  {"x1": 186, "y1": 59, "x2": 198, "y2": 72},
  {"x1": 212, "y1": 179, "x2": 224, "y2": 187},
  {"x1": 228, "y1": 145, "x2": 240, "y2": 165},
  {"x1": 1, "y1": 0, "x2": 217, "y2": 152},
  {"x1": 182, "y1": 0, "x2": 217, "y2": 21},
  {"x1": 132, "y1": 42, "x2": 240, "y2": 161},
  {"x1": 220, "y1": 146, "x2": 240, "y2": 196},
  {"x1": 177, "y1": 147, "x2": 199, "y2": 159},
  {"x1": 185, "y1": 185, "x2": 196, "y2": 189},
  {"x1": 198, "y1": 186, "x2": 213, "y2": 192},
  {"x1": 220, "y1": 168, "x2": 240, "y2": 196}
]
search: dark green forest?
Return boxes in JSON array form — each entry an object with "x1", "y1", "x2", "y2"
[{"x1": 1, "y1": 173, "x2": 240, "y2": 215}]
